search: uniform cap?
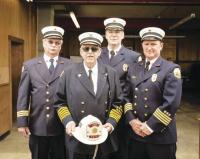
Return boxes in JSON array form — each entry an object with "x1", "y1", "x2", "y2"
[
  {"x1": 139, "y1": 27, "x2": 165, "y2": 41},
  {"x1": 41, "y1": 26, "x2": 64, "y2": 39},
  {"x1": 78, "y1": 32, "x2": 103, "y2": 46},
  {"x1": 72, "y1": 115, "x2": 108, "y2": 145},
  {"x1": 104, "y1": 18, "x2": 126, "y2": 30}
]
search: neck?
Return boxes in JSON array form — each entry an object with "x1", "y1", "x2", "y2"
[
  {"x1": 85, "y1": 62, "x2": 96, "y2": 69},
  {"x1": 108, "y1": 44, "x2": 121, "y2": 50}
]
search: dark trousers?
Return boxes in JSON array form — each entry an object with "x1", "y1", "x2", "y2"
[
  {"x1": 29, "y1": 134, "x2": 66, "y2": 159},
  {"x1": 128, "y1": 139, "x2": 176, "y2": 159},
  {"x1": 70, "y1": 152, "x2": 111, "y2": 159},
  {"x1": 110, "y1": 117, "x2": 128, "y2": 159}
]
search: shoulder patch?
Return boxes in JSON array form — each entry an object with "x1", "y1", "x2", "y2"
[{"x1": 173, "y1": 68, "x2": 181, "y2": 79}]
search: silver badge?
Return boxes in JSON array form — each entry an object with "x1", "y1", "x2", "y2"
[{"x1": 151, "y1": 74, "x2": 157, "y2": 82}]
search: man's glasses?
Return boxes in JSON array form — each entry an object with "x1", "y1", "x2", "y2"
[
  {"x1": 81, "y1": 46, "x2": 99, "y2": 53},
  {"x1": 46, "y1": 40, "x2": 62, "y2": 46}
]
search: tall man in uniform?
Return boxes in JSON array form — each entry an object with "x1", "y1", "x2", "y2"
[
  {"x1": 124, "y1": 27, "x2": 182, "y2": 159},
  {"x1": 17, "y1": 26, "x2": 72, "y2": 159},
  {"x1": 54, "y1": 32, "x2": 123, "y2": 159},
  {"x1": 98, "y1": 17, "x2": 140, "y2": 159}
]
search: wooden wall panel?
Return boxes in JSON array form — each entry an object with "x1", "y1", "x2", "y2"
[{"x1": 0, "y1": 0, "x2": 37, "y2": 134}]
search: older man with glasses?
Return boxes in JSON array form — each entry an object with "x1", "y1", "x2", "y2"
[
  {"x1": 17, "y1": 26, "x2": 72, "y2": 159},
  {"x1": 54, "y1": 32, "x2": 123, "y2": 159}
]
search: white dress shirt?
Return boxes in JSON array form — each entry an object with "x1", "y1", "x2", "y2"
[
  {"x1": 108, "y1": 44, "x2": 122, "y2": 59},
  {"x1": 83, "y1": 62, "x2": 98, "y2": 94},
  {"x1": 43, "y1": 54, "x2": 58, "y2": 69}
]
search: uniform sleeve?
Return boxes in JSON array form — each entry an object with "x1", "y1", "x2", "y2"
[
  {"x1": 106, "y1": 71, "x2": 123, "y2": 128},
  {"x1": 147, "y1": 67, "x2": 182, "y2": 132},
  {"x1": 123, "y1": 71, "x2": 137, "y2": 124},
  {"x1": 54, "y1": 70, "x2": 73, "y2": 127},
  {"x1": 17, "y1": 65, "x2": 31, "y2": 127}
]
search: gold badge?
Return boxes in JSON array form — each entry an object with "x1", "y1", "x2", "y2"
[
  {"x1": 151, "y1": 74, "x2": 157, "y2": 82},
  {"x1": 173, "y1": 68, "x2": 181, "y2": 79},
  {"x1": 123, "y1": 64, "x2": 128, "y2": 72}
]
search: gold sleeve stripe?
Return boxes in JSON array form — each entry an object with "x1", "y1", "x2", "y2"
[
  {"x1": 109, "y1": 106, "x2": 122, "y2": 122},
  {"x1": 17, "y1": 110, "x2": 29, "y2": 117},
  {"x1": 153, "y1": 108, "x2": 172, "y2": 126},
  {"x1": 124, "y1": 103, "x2": 133, "y2": 114},
  {"x1": 57, "y1": 106, "x2": 71, "y2": 121}
]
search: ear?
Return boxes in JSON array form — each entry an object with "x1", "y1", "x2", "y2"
[
  {"x1": 121, "y1": 31, "x2": 125, "y2": 40},
  {"x1": 160, "y1": 42, "x2": 164, "y2": 50}
]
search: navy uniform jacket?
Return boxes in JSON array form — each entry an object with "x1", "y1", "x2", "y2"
[
  {"x1": 98, "y1": 46, "x2": 140, "y2": 89},
  {"x1": 54, "y1": 62, "x2": 123, "y2": 156},
  {"x1": 17, "y1": 56, "x2": 72, "y2": 136},
  {"x1": 124, "y1": 57, "x2": 182, "y2": 144}
]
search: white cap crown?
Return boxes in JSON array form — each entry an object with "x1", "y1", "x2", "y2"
[
  {"x1": 41, "y1": 26, "x2": 64, "y2": 39},
  {"x1": 104, "y1": 18, "x2": 126, "y2": 30},
  {"x1": 139, "y1": 27, "x2": 165, "y2": 41},
  {"x1": 78, "y1": 32, "x2": 103, "y2": 46}
]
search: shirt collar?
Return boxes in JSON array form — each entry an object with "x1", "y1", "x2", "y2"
[
  {"x1": 83, "y1": 62, "x2": 98, "y2": 75},
  {"x1": 146, "y1": 57, "x2": 159, "y2": 66},
  {"x1": 107, "y1": 44, "x2": 122, "y2": 53},
  {"x1": 43, "y1": 54, "x2": 58, "y2": 62}
]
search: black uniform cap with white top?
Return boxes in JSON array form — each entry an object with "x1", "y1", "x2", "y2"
[
  {"x1": 104, "y1": 18, "x2": 126, "y2": 30},
  {"x1": 139, "y1": 27, "x2": 165, "y2": 41},
  {"x1": 78, "y1": 32, "x2": 103, "y2": 46},
  {"x1": 41, "y1": 26, "x2": 64, "y2": 39}
]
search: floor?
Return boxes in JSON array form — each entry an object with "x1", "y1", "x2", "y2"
[{"x1": 0, "y1": 92, "x2": 200, "y2": 159}]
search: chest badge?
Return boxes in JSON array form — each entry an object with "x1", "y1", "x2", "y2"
[
  {"x1": 123, "y1": 63, "x2": 128, "y2": 72},
  {"x1": 151, "y1": 74, "x2": 157, "y2": 82}
]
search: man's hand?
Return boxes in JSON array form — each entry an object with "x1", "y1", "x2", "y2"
[
  {"x1": 129, "y1": 119, "x2": 146, "y2": 137},
  {"x1": 18, "y1": 127, "x2": 30, "y2": 138},
  {"x1": 103, "y1": 123, "x2": 113, "y2": 133},
  {"x1": 140, "y1": 122, "x2": 153, "y2": 136},
  {"x1": 65, "y1": 121, "x2": 76, "y2": 136}
]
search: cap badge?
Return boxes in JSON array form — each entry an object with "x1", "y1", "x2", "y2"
[{"x1": 151, "y1": 74, "x2": 157, "y2": 82}]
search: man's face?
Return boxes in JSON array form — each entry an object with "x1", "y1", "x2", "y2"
[
  {"x1": 142, "y1": 40, "x2": 163, "y2": 60},
  {"x1": 80, "y1": 44, "x2": 101, "y2": 67},
  {"x1": 43, "y1": 38, "x2": 63, "y2": 57},
  {"x1": 105, "y1": 28, "x2": 124, "y2": 46}
]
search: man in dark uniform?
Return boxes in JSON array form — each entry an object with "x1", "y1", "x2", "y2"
[
  {"x1": 124, "y1": 27, "x2": 182, "y2": 159},
  {"x1": 54, "y1": 32, "x2": 123, "y2": 159},
  {"x1": 17, "y1": 26, "x2": 72, "y2": 159},
  {"x1": 98, "y1": 17, "x2": 140, "y2": 159}
]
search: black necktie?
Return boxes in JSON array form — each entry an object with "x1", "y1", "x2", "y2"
[
  {"x1": 49, "y1": 59, "x2": 54, "y2": 74},
  {"x1": 88, "y1": 70, "x2": 94, "y2": 90},
  {"x1": 110, "y1": 50, "x2": 115, "y2": 61},
  {"x1": 145, "y1": 61, "x2": 150, "y2": 71}
]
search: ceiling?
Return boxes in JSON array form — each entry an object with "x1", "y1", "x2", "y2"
[{"x1": 33, "y1": 1, "x2": 200, "y2": 33}]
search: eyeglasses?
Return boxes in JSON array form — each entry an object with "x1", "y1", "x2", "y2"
[
  {"x1": 81, "y1": 46, "x2": 99, "y2": 53},
  {"x1": 46, "y1": 39, "x2": 62, "y2": 46}
]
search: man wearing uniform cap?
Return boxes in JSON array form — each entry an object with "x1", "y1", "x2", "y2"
[
  {"x1": 123, "y1": 27, "x2": 182, "y2": 159},
  {"x1": 54, "y1": 32, "x2": 123, "y2": 159},
  {"x1": 17, "y1": 25, "x2": 72, "y2": 159},
  {"x1": 98, "y1": 17, "x2": 140, "y2": 159}
]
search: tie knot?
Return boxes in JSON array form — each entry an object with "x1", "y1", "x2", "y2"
[
  {"x1": 145, "y1": 61, "x2": 150, "y2": 71},
  {"x1": 110, "y1": 50, "x2": 115, "y2": 56},
  {"x1": 49, "y1": 59, "x2": 54, "y2": 63},
  {"x1": 146, "y1": 61, "x2": 150, "y2": 66}
]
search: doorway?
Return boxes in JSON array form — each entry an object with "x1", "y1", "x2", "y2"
[{"x1": 9, "y1": 36, "x2": 24, "y2": 122}]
